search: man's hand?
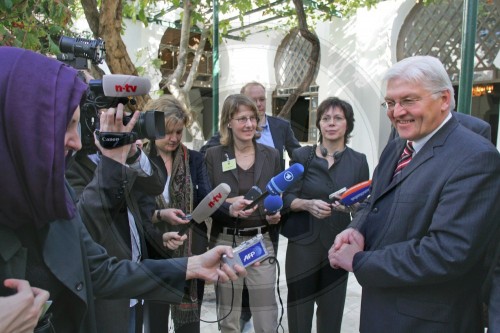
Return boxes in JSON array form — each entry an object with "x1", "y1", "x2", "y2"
[
  {"x1": 186, "y1": 246, "x2": 247, "y2": 282},
  {"x1": 0, "y1": 279, "x2": 50, "y2": 333},
  {"x1": 328, "y1": 229, "x2": 364, "y2": 272},
  {"x1": 95, "y1": 103, "x2": 140, "y2": 164},
  {"x1": 162, "y1": 232, "x2": 187, "y2": 250}
]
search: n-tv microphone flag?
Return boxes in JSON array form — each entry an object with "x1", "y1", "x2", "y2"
[
  {"x1": 245, "y1": 163, "x2": 304, "y2": 209},
  {"x1": 177, "y1": 183, "x2": 231, "y2": 236},
  {"x1": 101, "y1": 74, "x2": 151, "y2": 97}
]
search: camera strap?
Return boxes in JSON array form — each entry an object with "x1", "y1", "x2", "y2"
[{"x1": 95, "y1": 131, "x2": 138, "y2": 149}]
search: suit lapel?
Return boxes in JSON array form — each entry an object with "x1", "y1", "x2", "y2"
[
  {"x1": 375, "y1": 117, "x2": 459, "y2": 201},
  {"x1": 371, "y1": 139, "x2": 405, "y2": 201},
  {"x1": 254, "y1": 144, "x2": 265, "y2": 184}
]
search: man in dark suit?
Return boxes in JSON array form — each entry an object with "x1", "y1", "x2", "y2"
[
  {"x1": 329, "y1": 55, "x2": 500, "y2": 332},
  {"x1": 200, "y1": 81, "x2": 301, "y2": 171}
]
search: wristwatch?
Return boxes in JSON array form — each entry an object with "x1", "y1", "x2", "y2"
[{"x1": 156, "y1": 210, "x2": 163, "y2": 222}]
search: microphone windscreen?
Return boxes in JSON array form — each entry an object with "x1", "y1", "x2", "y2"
[
  {"x1": 191, "y1": 183, "x2": 231, "y2": 223},
  {"x1": 266, "y1": 163, "x2": 304, "y2": 195},
  {"x1": 102, "y1": 74, "x2": 151, "y2": 97},
  {"x1": 340, "y1": 180, "x2": 372, "y2": 206},
  {"x1": 264, "y1": 195, "x2": 283, "y2": 215}
]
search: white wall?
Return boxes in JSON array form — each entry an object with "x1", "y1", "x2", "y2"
[{"x1": 118, "y1": 0, "x2": 420, "y2": 174}]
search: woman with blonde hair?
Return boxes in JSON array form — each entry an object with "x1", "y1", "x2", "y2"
[{"x1": 144, "y1": 95, "x2": 210, "y2": 333}]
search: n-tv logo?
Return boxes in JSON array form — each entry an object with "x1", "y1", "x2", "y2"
[
  {"x1": 208, "y1": 192, "x2": 223, "y2": 208},
  {"x1": 114, "y1": 84, "x2": 138, "y2": 93}
]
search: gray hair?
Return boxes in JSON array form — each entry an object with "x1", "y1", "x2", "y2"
[{"x1": 383, "y1": 55, "x2": 455, "y2": 111}]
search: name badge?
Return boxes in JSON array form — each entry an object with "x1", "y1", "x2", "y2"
[{"x1": 222, "y1": 159, "x2": 237, "y2": 172}]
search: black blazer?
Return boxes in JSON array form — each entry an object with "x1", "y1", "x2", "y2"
[
  {"x1": 66, "y1": 152, "x2": 168, "y2": 260},
  {"x1": 282, "y1": 145, "x2": 369, "y2": 245},
  {"x1": 0, "y1": 184, "x2": 187, "y2": 333},
  {"x1": 204, "y1": 143, "x2": 281, "y2": 247},
  {"x1": 200, "y1": 115, "x2": 301, "y2": 170}
]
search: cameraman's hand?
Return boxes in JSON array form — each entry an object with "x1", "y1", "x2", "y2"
[
  {"x1": 186, "y1": 246, "x2": 246, "y2": 282},
  {"x1": 95, "y1": 103, "x2": 140, "y2": 164}
]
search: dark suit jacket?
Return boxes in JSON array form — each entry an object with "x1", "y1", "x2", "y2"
[
  {"x1": 204, "y1": 143, "x2": 281, "y2": 247},
  {"x1": 388, "y1": 111, "x2": 492, "y2": 143},
  {"x1": 65, "y1": 152, "x2": 168, "y2": 332},
  {"x1": 200, "y1": 115, "x2": 301, "y2": 170},
  {"x1": 489, "y1": 253, "x2": 500, "y2": 332},
  {"x1": 351, "y1": 116, "x2": 500, "y2": 332},
  {"x1": 0, "y1": 184, "x2": 187, "y2": 333}
]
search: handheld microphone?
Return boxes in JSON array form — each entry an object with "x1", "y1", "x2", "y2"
[
  {"x1": 177, "y1": 183, "x2": 231, "y2": 236},
  {"x1": 244, "y1": 186, "x2": 263, "y2": 209},
  {"x1": 266, "y1": 163, "x2": 304, "y2": 195},
  {"x1": 264, "y1": 195, "x2": 283, "y2": 215},
  {"x1": 244, "y1": 163, "x2": 304, "y2": 209},
  {"x1": 331, "y1": 180, "x2": 372, "y2": 206}
]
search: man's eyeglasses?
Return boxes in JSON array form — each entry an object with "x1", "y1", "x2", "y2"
[
  {"x1": 232, "y1": 116, "x2": 258, "y2": 124},
  {"x1": 381, "y1": 91, "x2": 442, "y2": 111}
]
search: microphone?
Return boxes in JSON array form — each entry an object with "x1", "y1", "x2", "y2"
[
  {"x1": 245, "y1": 163, "x2": 304, "y2": 209},
  {"x1": 330, "y1": 180, "x2": 372, "y2": 206},
  {"x1": 264, "y1": 195, "x2": 283, "y2": 215},
  {"x1": 177, "y1": 183, "x2": 231, "y2": 236},
  {"x1": 101, "y1": 74, "x2": 151, "y2": 97},
  {"x1": 244, "y1": 186, "x2": 263, "y2": 209},
  {"x1": 266, "y1": 163, "x2": 304, "y2": 195}
]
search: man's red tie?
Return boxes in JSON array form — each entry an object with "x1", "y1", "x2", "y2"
[{"x1": 393, "y1": 141, "x2": 414, "y2": 178}]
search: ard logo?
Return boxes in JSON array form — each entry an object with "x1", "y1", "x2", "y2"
[{"x1": 243, "y1": 251, "x2": 256, "y2": 262}]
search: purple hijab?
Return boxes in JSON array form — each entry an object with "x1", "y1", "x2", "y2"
[{"x1": 0, "y1": 47, "x2": 87, "y2": 229}]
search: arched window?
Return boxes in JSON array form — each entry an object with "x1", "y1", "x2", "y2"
[
  {"x1": 274, "y1": 28, "x2": 320, "y2": 142},
  {"x1": 398, "y1": 0, "x2": 500, "y2": 143},
  {"x1": 398, "y1": 0, "x2": 500, "y2": 83}
]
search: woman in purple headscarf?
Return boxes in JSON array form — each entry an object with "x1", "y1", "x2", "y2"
[{"x1": 0, "y1": 46, "x2": 246, "y2": 333}]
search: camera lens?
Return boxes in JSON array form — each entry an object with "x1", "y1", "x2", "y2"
[{"x1": 123, "y1": 111, "x2": 165, "y2": 140}]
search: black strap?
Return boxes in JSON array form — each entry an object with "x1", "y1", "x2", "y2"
[
  {"x1": 303, "y1": 144, "x2": 317, "y2": 177},
  {"x1": 95, "y1": 131, "x2": 138, "y2": 149}
]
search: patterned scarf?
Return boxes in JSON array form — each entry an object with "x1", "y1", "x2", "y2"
[{"x1": 155, "y1": 143, "x2": 199, "y2": 325}]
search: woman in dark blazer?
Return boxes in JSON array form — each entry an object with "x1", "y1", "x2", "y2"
[
  {"x1": 283, "y1": 97, "x2": 369, "y2": 333},
  {"x1": 205, "y1": 94, "x2": 281, "y2": 333}
]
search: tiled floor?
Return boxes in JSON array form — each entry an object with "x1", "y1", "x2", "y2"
[{"x1": 199, "y1": 235, "x2": 362, "y2": 333}]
